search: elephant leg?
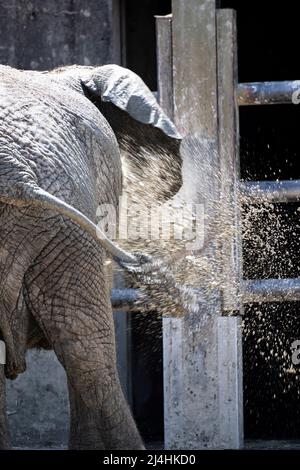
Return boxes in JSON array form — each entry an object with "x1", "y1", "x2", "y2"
[
  {"x1": 24, "y1": 226, "x2": 144, "y2": 450},
  {"x1": 68, "y1": 379, "x2": 104, "y2": 449},
  {"x1": 65, "y1": 352, "x2": 143, "y2": 449},
  {"x1": 0, "y1": 365, "x2": 11, "y2": 449}
]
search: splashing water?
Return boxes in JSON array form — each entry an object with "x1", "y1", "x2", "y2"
[
  {"x1": 113, "y1": 133, "x2": 300, "y2": 430},
  {"x1": 241, "y1": 142, "x2": 300, "y2": 436},
  {"x1": 111, "y1": 135, "x2": 242, "y2": 330}
]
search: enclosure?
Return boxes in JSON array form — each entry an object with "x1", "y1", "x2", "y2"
[{"x1": 1, "y1": 0, "x2": 300, "y2": 450}]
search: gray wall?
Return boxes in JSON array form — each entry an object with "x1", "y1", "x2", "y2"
[
  {"x1": 1, "y1": 0, "x2": 122, "y2": 448},
  {"x1": 7, "y1": 351, "x2": 69, "y2": 448},
  {"x1": 0, "y1": 0, "x2": 121, "y2": 69}
]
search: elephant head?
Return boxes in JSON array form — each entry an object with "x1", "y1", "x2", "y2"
[{"x1": 0, "y1": 64, "x2": 182, "y2": 266}]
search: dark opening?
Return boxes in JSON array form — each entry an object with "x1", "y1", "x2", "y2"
[
  {"x1": 122, "y1": 0, "x2": 171, "y2": 443},
  {"x1": 123, "y1": 0, "x2": 171, "y2": 90},
  {"x1": 221, "y1": 0, "x2": 300, "y2": 439}
]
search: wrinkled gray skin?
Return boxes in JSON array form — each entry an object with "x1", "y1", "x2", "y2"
[{"x1": 0, "y1": 64, "x2": 182, "y2": 449}]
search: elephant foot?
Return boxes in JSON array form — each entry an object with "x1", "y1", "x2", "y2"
[{"x1": 68, "y1": 380, "x2": 105, "y2": 450}]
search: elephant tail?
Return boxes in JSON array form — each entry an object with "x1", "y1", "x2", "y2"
[{"x1": 0, "y1": 185, "x2": 138, "y2": 265}]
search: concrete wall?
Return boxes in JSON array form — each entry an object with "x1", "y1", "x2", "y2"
[
  {"x1": 7, "y1": 351, "x2": 69, "y2": 448},
  {"x1": 0, "y1": 0, "x2": 121, "y2": 69},
  {"x1": 1, "y1": 0, "x2": 122, "y2": 448}
]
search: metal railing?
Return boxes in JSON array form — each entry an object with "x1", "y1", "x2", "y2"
[
  {"x1": 240, "y1": 180, "x2": 300, "y2": 203},
  {"x1": 237, "y1": 79, "x2": 300, "y2": 305},
  {"x1": 237, "y1": 81, "x2": 300, "y2": 106},
  {"x1": 111, "y1": 79, "x2": 300, "y2": 311},
  {"x1": 112, "y1": 278, "x2": 300, "y2": 309},
  {"x1": 111, "y1": 288, "x2": 140, "y2": 311}
]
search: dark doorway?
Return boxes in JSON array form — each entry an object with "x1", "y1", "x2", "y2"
[
  {"x1": 221, "y1": 0, "x2": 300, "y2": 438},
  {"x1": 123, "y1": 0, "x2": 171, "y2": 90}
]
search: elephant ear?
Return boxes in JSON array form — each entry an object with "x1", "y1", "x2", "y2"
[{"x1": 81, "y1": 65, "x2": 182, "y2": 202}]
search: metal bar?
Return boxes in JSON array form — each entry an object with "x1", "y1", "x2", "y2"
[
  {"x1": 217, "y1": 9, "x2": 243, "y2": 314},
  {"x1": 112, "y1": 278, "x2": 300, "y2": 309},
  {"x1": 237, "y1": 81, "x2": 300, "y2": 106},
  {"x1": 166, "y1": 0, "x2": 221, "y2": 450},
  {"x1": 243, "y1": 278, "x2": 300, "y2": 303},
  {"x1": 155, "y1": 14, "x2": 174, "y2": 119},
  {"x1": 111, "y1": 288, "x2": 140, "y2": 311},
  {"x1": 217, "y1": 316, "x2": 243, "y2": 448},
  {"x1": 217, "y1": 9, "x2": 244, "y2": 449},
  {"x1": 240, "y1": 180, "x2": 300, "y2": 203}
]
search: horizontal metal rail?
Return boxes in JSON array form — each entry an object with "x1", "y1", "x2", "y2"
[
  {"x1": 243, "y1": 278, "x2": 300, "y2": 303},
  {"x1": 111, "y1": 288, "x2": 140, "y2": 311},
  {"x1": 112, "y1": 279, "x2": 300, "y2": 311},
  {"x1": 240, "y1": 180, "x2": 300, "y2": 203},
  {"x1": 237, "y1": 81, "x2": 300, "y2": 106}
]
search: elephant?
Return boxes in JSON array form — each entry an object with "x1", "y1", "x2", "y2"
[{"x1": 0, "y1": 64, "x2": 182, "y2": 449}]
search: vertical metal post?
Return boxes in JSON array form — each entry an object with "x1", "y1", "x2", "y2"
[
  {"x1": 155, "y1": 15, "x2": 174, "y2": 120},
  {"x1": 112, "y1": 2, "x2": 133, "y2": 404},
  {"x1": 156, "y1": 13, "x2": 180, "y2": 450},
  {"x1": 163, "y1": 0, "x2": 222, "y2": 449},
  {"x1": 111, "y1": 0, "x2": 122, "y2": 64},
  {"x1": 157, "y1": 2, "x2": 244, "y2": 449},
  {"x1": 217, "y1": 9, "x2": 243, "y2": 313},
  {"x1": 217, "y1": 9, "x2": 244, "y2": 448}
]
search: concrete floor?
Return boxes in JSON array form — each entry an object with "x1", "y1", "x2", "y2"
[
  {"x1": 12, "y1": 440, "x2": 300, "y2": 450},
  {"x1": 244, "y1": 440, "x2": 300, "y2": 450}
]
